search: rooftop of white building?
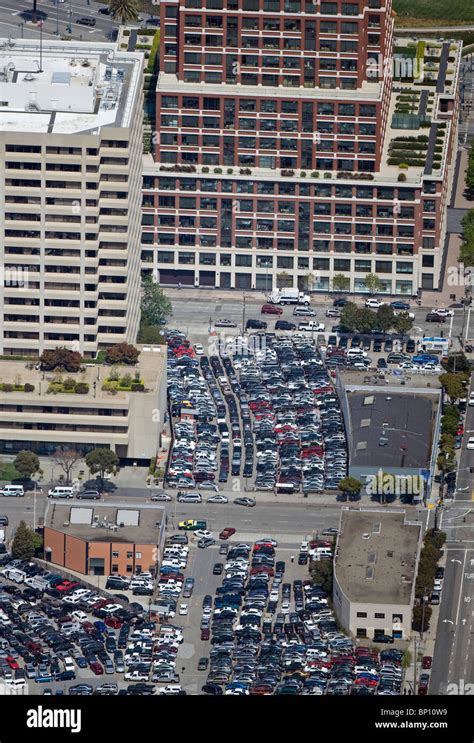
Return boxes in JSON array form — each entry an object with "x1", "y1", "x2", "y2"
[{"x1": 0, "y1": 39, "x2": 143, "y2": 134}]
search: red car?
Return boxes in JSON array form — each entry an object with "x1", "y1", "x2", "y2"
[
  {"x1": 105, "y1": 617, "x2": 122, "y2": 629},
  {"x1": 90, "y1": 662, "x2": 104, "y2": 676},
  {"x1": 219, "y1": 527, "x2": 236, "y2": 540},
  {"x1": 261, "y1": 304, "x2": 283, "y2": 315},
  {"x1": 422, "y1": 656, "x2": 432, "y2": 669},
  {"x1": 418, "y1": 684, "x2": 428, "y2": 696},
  {"x1": 6, "y1": 656, "x2": 19, "y2": 670},
  {"x1": 56, "y1": 581, "x2": 80, "y2": 593},
  {"x1": 201, "y1": 628, "x2": 210, "y2": 641}
]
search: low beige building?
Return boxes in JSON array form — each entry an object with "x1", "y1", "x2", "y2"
[
  {"x1": 333, "y1": 509, "x2": 422, "y2": 641},
  {"x1": 0, "y1": 346, "x2": 166, "y2": 464}
]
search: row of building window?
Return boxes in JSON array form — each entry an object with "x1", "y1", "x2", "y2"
[
  {"x1": 144, "y1": 177, "x2": 437, "y2": 199},
  {"x1": 181, "y1": 0, "x2": 382, "y2": 11},
  {"x1": 161, "y1": 95, "x2": 377, "y2": 118}
]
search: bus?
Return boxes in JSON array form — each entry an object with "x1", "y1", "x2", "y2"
[{"x1": 419, "y1": 337, "x2": 449, "y2": 354}]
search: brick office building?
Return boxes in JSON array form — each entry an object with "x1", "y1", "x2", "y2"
[
  {"x1": 44, "y1": 504, "x2": 166, "y2": 577},
  {"x1": 141, "y1": 0, "x2": 461, "y2": 294}
]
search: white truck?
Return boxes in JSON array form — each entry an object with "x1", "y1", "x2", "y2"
[{"x1": 268, "y1": 289, "x2": 311, "y2": 306}]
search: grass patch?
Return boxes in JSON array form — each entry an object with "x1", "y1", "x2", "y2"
[
  {"x1": 394, "y1": 0, "x2": 474, "y2": 24},
  {"x1": 0, "y1": 463, "x2": 20, "y2": 481}
]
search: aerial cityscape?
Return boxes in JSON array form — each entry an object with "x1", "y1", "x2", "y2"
[{"x1": 0, "y1": 0, "x2": 473, "y2": 722}]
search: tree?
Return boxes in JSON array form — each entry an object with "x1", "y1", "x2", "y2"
[
  {"x1": 439, "y1": 372, "x2": 469, "y2": 403},
  {"x1": 105, "y1": 343, "x2": 139, "y2": 366},
  {"x1": 310, "y1": 559, "x2": 333, "y2": 594},
  {"x1": 141, "y1": 276, "x2": 173, "y2": 327},
  {"x1": 363, "y1": 272, "x2": 383, "y2": 295},
  {"x1": 412, "y1": 603, "x2": 432, "y2": 633},
  {"x1": 393, "y1": 311, "x2": 414, "y2": 338},
  {"x1": 85, "y1": 448, "x2": 119, "y2": 489},
  {"x1": 13, "y1": 450, "x2": 39, "y2": 480},
  {"x1": 338, "y1": 476, "x2": 363, "y2": 499},
  {"x1": 40, "y1": 347, "x2": 82, "y2": 373},
  {"x1": 356, "y1": 307, "x2": 378, "y2": 333},
  {"x1": 443, "y1": 352, "x2": 471, "y2": 374},
  {"x1": 332, "y1": 273, "x2": 350, "y2": 293},
  {"x1": 53, "y1": 448, "x2": 82, "y2": 485},
  {"x1": 276, "y1": 271, "x2": 292, "y2": 288},
  {"x1": 376, "y1": 304, "x2": 395, "y2": 335},
  {"x1": 340, "y1": 302, "x2": 360, "y2": 331},
  {"x1": 137, "y1": 325, "x2": 166, "y2": 344},
  {"x1": 12, "y1": 520, "x2": 35, "y2": 561},
  {"x1": 465, "y1": 144, "x2": 474, "y2": 192},
  {"x1": 460, "y1": 210, "x2": 474, "y2": 266},
  {"x1": 109, "y1": 0, "x2": 139, "y2": 24}
]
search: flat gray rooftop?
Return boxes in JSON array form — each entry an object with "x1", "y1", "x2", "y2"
[
  {"x1": 45, "y1": 502, "x2": 164, "y2": 544},
  {"x1": 335, "y1": 509, "x2": 421, "y2": 605},
  {"x1": 347, "y1": 391, "x2": 437, "y2": 470}
]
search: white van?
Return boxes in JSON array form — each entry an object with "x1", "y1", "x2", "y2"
[
  {"x1": 0, "y1": 485, "x2": 24, "y2": 497},
  {"x1": 24, "y1": 576, "x2": 48, "y2": 591},
  {"x1": 177, "y1": 492, "x2": 202, "y2": 503},
  {"x1": 48, "y1": 486, "x2": 74, "y2": 499},
  {"x1": 347, "y1": 348, "x2": 368, "y2": 358},
  {"x1": 64, "y1": 657, "x2": 75, "y2": 673},
  {"x1": 2, "y1": 567, "x2": 26, "y2": 583}
]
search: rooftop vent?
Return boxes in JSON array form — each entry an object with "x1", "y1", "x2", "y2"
[
  {"x1": 24, "y1": 74, "x2": 34, "y2": 81},
  {"x1": 362, "y1": 533, "x2": 371, "y2": 540},
  {"x1": 387, "y1": 550, "x2": 394, "y2": 557},
  {"x1": 366, "y1": 567, "x2": 374, "y2": 579},
  {"x1": 373, "y1": 523, "x2": 381, "y2": 534}
]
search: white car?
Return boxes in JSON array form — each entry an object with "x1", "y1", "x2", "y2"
[
  {"x1": 206, "y1": 494, "x2": 228, "y2": 504},
  {"x1": 71, "y1": 611, "x2": 88, "y2": 623},
  {"x1": 194, "y1": 530, "x2": 213, "y2": 540},
  {"x1": 281, "y1": 601, "x2": 290, "y2": 614},
  {"x1": 467, "y1": 437, "x2": 474, "y2": 450},
  {"x1": 365, "y1": 298, "x2": 385, "y2": 308},
  {"x1": 178, "y1": 603, "x2": 188, "y2": 616},
  {"x1": 434, "y1": 308, "x2": 454, "y2": 317},
  {"x1": 151, "y1": 492, "x2": 172, "y2": 501},
  {"x1": 193, "y1": 343, "x2": 204, "y2": 355},
  {"x1": 469, "y1": 392, "x2": 474, "y2": 407},
  {"x1": 254, "y1": 538, "x2": 278, "y2": 547}
]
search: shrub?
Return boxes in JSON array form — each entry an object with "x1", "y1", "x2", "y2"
[
  {"x1": 63, "y1": 377, "x2": 76, "y2": 391},
  {"x1": 123, "y1": 30, "x2": 130, "y2": 36},
  {"x1": 311, "y1": 171, "x2": 319, "y2": 178},
  {"x1": 120, "y1": 374, "x2": 133, "y2": 388},
  {"x1": 75, "y1": 383, "x2": 89, "y2": 394},
  {"x1": 131, "y1": 383, "x2": 145, "y2": 392},
  {"x1": 102, "y1": 380, "x2": 118, "y2": 392},
  {"x1": 324, "y1": 172, "x2": 332, "y2": 179},
  {"x1": 398, "y1": 173, "x2": 407, "y2": 182},
  {"x1": 214, "y1": 167, "x2": 222, "y2": 174},
  {"x1": 227, "y1": 168, "x2": 233, "y2": 174},
  {"x1": 2, "y1": 383, "x2": 13, "y2": 392},
  {"x1": 202, "y1": 166, "x2": 209, "y2": 173},
  {"x1": 281, "y1": 169, "x2": 294, "y2": 177},
  {"x1": 300, "y1": 171, "x2": 306, "y2": 177},
  {"x1": 24, "y1": 383, "x2": 35, "y2": 392}
]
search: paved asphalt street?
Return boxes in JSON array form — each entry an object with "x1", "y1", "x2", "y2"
[
  {"x1": 429, "y1": 381, "x2": 474, "y2": 694},
  {"x1": 0, "y1": 0, "x2": 120, "y2": 41}
]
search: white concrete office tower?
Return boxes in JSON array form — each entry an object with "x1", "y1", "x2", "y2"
[{"x1": 0, "y1": 39, "x2": 144, "y2": 358}]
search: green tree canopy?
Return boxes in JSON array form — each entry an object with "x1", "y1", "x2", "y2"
[
  {"x1": 393, "y1": 311, "x2": 414, "y2": 337},
  {"x1": 338, "y1": 476, "x2": 363, "y2": 496},
  {"x1": 363, "y1": 273, "x2": 383, "y2": 295},
  {"x1": 310, "y1": 560, "x2": 333, "y2": 594},
  {"x1": 109, "y1": 0, "x2": 139, "y2": 24},
  {"x1": 340, "y1": 302, "x2": 360, "y2": 331},
  {"x1": 13, "y1": 450, "x2": 40, "y2": 480},
  {"x1": 443, "y1": 352, "x2": 471, "y2": 374},
  {"x1": 332, "y1": 273, "x2": 350, "y2": 293},
  {"x1": 376, "y1": 304, "x2": 395, "y2": 334},
  {"x1": 439, "y1": 372, "x2": 469, "y2": 403},
  {"x1": 12, "y1": 520, "x2": 35, "y2": 561},
  {"x1": 85, "y1": 448, "x2": 119, "y2": 489},
  {"x1": 141, "y1": 276, "x2": 173, "y2": 327}
]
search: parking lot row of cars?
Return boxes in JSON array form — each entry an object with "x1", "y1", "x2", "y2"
[
  {"x1": 232, "y1": 334, "x2": 347, "y2": 493},
  {"x1": 0, "y1": 557, "x2": 187, "y2": 695},
  {"x1": 200, "y1": 538, "x2": 404, "y2": 695}
]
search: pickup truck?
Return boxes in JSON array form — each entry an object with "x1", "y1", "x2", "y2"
[{"x1": 298, "y1": 322, "x2": 325, "y2": 332}]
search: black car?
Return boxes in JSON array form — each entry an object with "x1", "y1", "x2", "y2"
[
  {"x1": 246, "y1": 318, "x2": 267, "y2": 330},
  {"x1": 373, "y1": 339, "x2": 382, "y2": 352},
  {"x1": 406, "y1": 338, "x2": 416, "y2": 353},
  {"x1": 198, "y1": 657, "x2": 209, "y2": 671},
  {"x1": 373, "y1": 634, "x2": 394, "y2": 644},
  {"x1": 377, "y1": 358, "x2": 387, "y2": 369},
  {"x1": 333, "y1": 297, "x2": 349, "y2": 307},
  {"x1": 213, "y1": 563, "x2": 223, "y2": 575},
  {"x1": 275, "y1": 320, "x2": 296, "y2": 331},
  {"x1": 426, "y1": 312, "x2": 445, "y2": 323}
]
